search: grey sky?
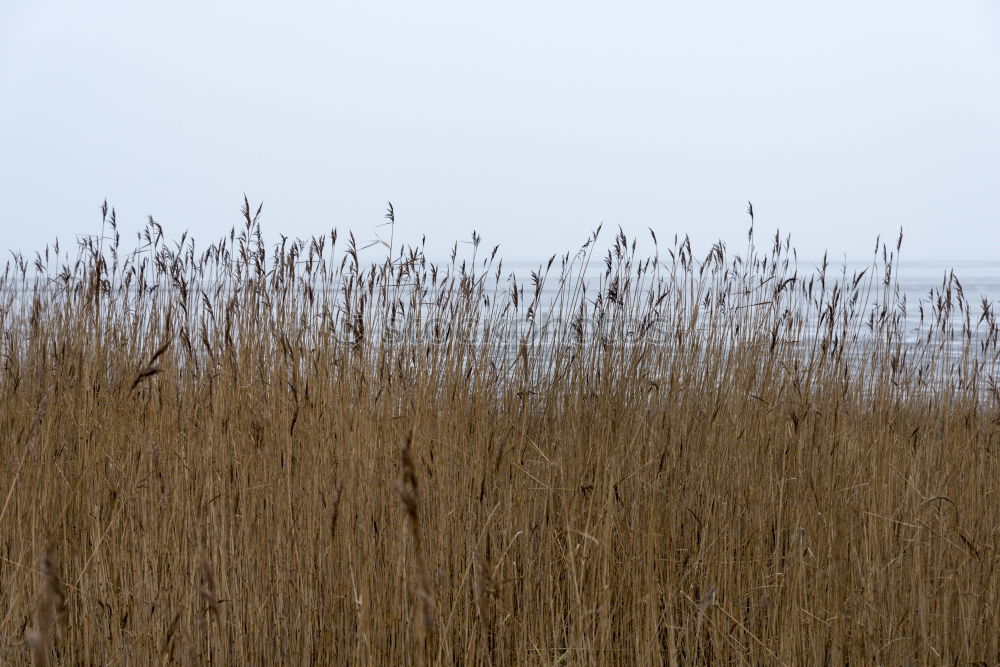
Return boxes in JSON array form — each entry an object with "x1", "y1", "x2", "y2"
[{"x1": 1, "y1": 1, "x2": 998, "y2": 263}]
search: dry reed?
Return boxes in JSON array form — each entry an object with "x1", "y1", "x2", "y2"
[{"x1": 0, "y1": 200, "x2": 997, "y2": 663}]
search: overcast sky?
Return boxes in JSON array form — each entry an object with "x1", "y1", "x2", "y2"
[{"x1": 1, "y1": 1, "x2": 998, "y2": 263}]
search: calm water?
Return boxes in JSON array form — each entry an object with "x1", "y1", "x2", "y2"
[
  {"x1": 502, "y1": 259, "x2": 1000, "y2": 302},
  {"x1": 498, "y1": 258, "x2": 1000, "y2": 348},
  {"x1": 5, "y1": 257, "x2": 997, "y2": 356}
]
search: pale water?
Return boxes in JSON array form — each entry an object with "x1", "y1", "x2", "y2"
[{"x1": 496, "y1": 258, "x2": 1000, "y2": 352}]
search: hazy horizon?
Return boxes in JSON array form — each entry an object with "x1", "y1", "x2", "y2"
[{"x1": 2, "y1": 2, "x2": 998, "y2": 262}]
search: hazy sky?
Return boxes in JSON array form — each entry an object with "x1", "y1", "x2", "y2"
[{"x1": 1, "y1": 1, "x2": 998, "y2": 263}]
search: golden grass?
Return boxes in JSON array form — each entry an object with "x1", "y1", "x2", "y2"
[{"x1": 0, "y1": 200, "x2": 998, "y2": 664}]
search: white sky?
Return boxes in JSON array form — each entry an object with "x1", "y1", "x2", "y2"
[{"x1": 1, "y1": 1, "x2": 998, "y2": 263}]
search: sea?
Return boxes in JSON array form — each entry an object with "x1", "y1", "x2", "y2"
[{"x1": 496, "y1": 258, "x2": 1000, "y2": 350}]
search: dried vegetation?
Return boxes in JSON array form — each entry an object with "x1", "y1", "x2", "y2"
[{"x1": 1, "y1": 200, "x2": 998, "y2": 664}]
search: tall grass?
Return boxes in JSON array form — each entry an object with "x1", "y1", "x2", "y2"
[{"x1": 1, "y1": 199, "x2": 998, "y2": 664}]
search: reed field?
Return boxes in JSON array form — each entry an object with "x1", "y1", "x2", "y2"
[{"x1": 1, "y1": 200, "x2": 998, "y2": 665}]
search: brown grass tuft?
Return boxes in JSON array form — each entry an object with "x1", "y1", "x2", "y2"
[{"x1": 0, "y1": 205, "x2": 997, "y2": 662}]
